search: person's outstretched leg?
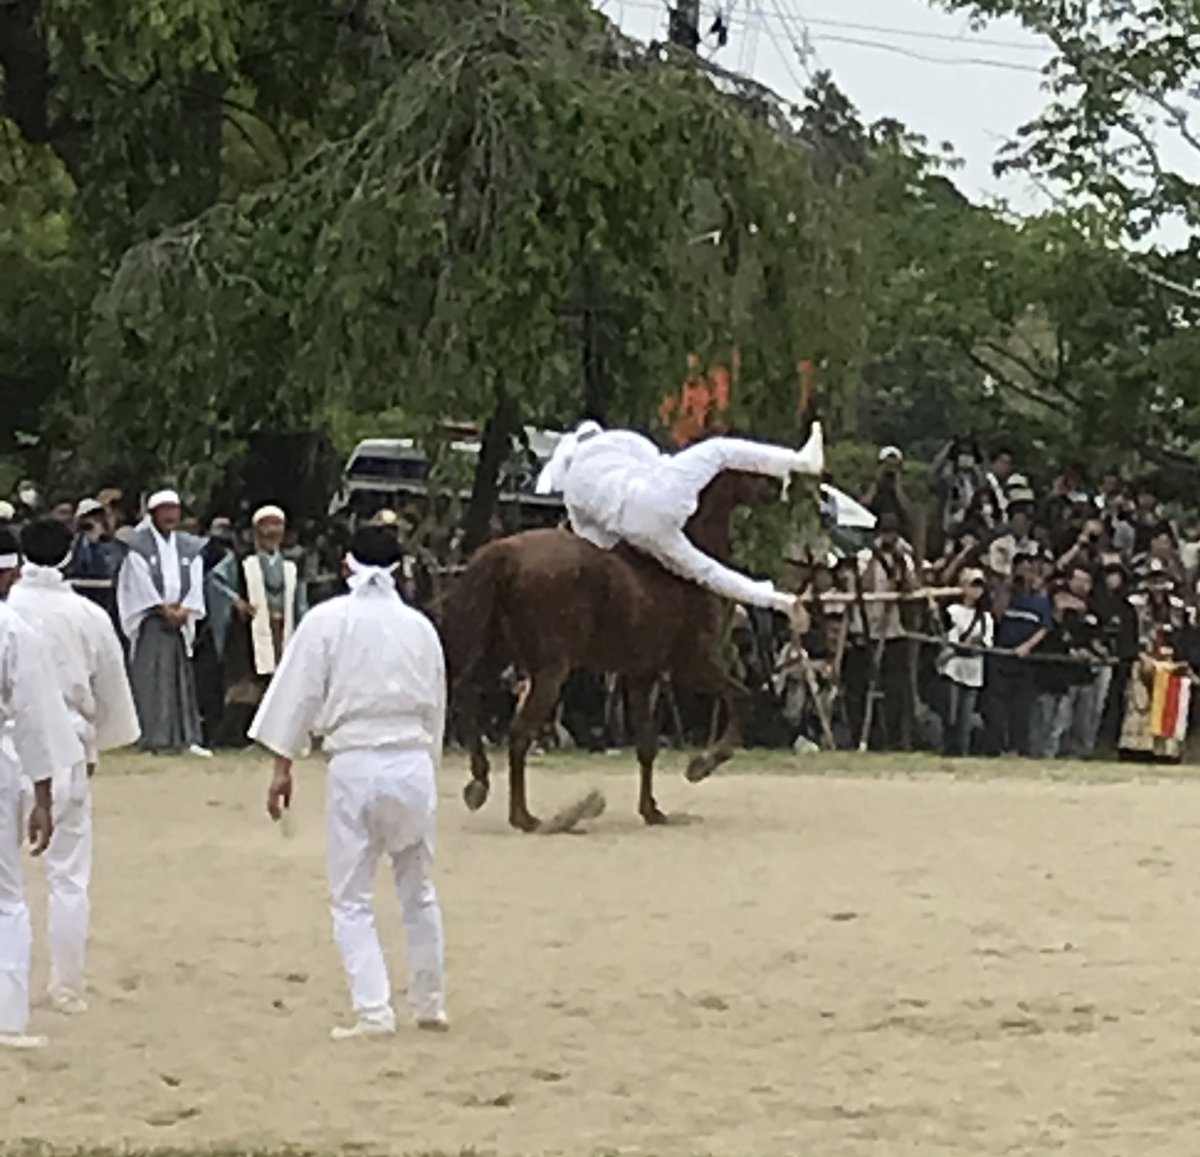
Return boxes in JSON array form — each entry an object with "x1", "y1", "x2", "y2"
[
  {"x1": 632, "y1": 526, "x2": 794, "y2": 614},
  {"x1": 665, "y1": 426, "x2": 824, "y2": 498}
]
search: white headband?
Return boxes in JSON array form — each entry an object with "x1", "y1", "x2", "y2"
[
  {"x1": 0, "y1": 554, "x2": 18, "y2": 570},
  {"x1": 346, "y1": 553, "x2": 396, "y2": 594},
  {"x1": 147, "y1": 489, "x2": 181, "y2": 511}
]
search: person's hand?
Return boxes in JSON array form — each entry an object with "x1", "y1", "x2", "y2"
[
  {"x1": 1014, "y1": 641, "x2": 1035, "y2": 659},
  {"x1": 27, "y1": 804, "x2": 53, "y2": 856},
  {"x1": 267, "y1": 757, "x2": 294, "y2": 821},
  {"x1": 234, "y1": 598, "x2": 257, "y2": 622}
]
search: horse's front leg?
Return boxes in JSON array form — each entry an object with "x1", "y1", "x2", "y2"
[
  {"x1": 678, "y1": 661, "x2": 750, "y2": 783},
  {"x1": 627, "y1": 676, "x2": 667, "y2": 825}
]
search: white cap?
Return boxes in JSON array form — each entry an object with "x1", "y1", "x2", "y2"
[
  {"x1": 879, "y1": 445, "x2": 903, "y2": 462},
  {"x1": 76, "y1": 498, "x2": 104, "y2": 518},
  {"x1": 147, "y1": 489, "x2": 181, "y2": 511},
  {"x1": 252, "y1": 504, "x2": 287, "y2": 525},
  {"x1": 0, "y1": 501, "x2": 13, "y2": 521}
]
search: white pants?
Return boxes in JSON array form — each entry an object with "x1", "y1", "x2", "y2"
[
  {"x1": 0, "y1": 764, "x2": 31, "y2": 1034},
  {"x1": 45, "y1": 768, "x2": 93, "y2": 1002},
  {"x1": 622, "y1": 438, "x2": 802, "y2": 612},
  {"x1": 0, "y1": 764, "x2": 93, "y2": 1032},
  {"x1": 326, "y1": 748, "x2": 445, "y2": 1023}
]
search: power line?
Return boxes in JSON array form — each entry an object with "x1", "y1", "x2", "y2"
[
  {"x1": 601, "y1": 0, "x2": 1048, "y2": 58},
  {"x1": 814, "y1": 32, "x2": 1044, "y2": 74},
  {"x1": 799, "y1": 13, "x2": 1046, "y2": 53}
]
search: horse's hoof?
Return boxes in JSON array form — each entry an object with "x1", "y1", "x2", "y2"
[
  {"x1": 463, "y1": 780, "x2": 489, "y2": 811},
  {"x1": 642, "y1": 807, "x2": 669, "y2": 826},
  {"x1": 510, "y1": 813, "x2": 542, "y2": 833},
  {"x1": 685, "y1": 754, "x2": 717, "y2": 783}
]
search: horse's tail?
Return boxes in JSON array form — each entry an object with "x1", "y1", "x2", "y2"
[{"x1": 437, "y1": 541, "x2": 510, "y2": 690}]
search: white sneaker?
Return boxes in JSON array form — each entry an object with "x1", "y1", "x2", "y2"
[
  {"x1": 188, "y1": 745, "x2": 214, "y2": 759},
  {"x1": 330, "y1": 1013, "x2": 396, "y2": 1041},
  {"x1": 416, "y1": 1012, "x2": 450, "y2": 1033},
  {"x1": 793, "y1": 421, "x2": 825, "y2": 476},
  {"x1": 0, "y1": 1033, "x2": 47, "y2": 1050},
  {"x1": 50, "y1": 993, "x2": 88, "y2": 1016}
]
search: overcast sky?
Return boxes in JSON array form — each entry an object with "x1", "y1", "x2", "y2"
[{"x1": 596, "y1": 0, "x2": 1059, "y2": 212}]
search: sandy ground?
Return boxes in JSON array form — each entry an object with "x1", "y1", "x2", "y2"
[{"x1": 4, "y1": 752, "x2": 1200, "y2": 1156}]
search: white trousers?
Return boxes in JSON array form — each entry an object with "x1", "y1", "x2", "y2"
[
  {"x1": 621, "y1": 438, "x2": 803, "y2": 612},
  {"x1": 0, "y1": 764, "x2": 31, "y2": 1034},
  {"x1": 44, "y1": 769, "x2": 93, "y2": 1002},
  {"x1": 0, "y1": 765, "x2": 93, "y2": 1032},
  {"x1": 326, "y1": 748, "x2": 445, "y2": 1023}
]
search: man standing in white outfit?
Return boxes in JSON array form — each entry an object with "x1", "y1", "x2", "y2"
[
  {"x1": 8, "y1": 519, "x2": 141, "y2": 1015},
  {"x1": 0, "y1": 529, "x2": 85, "y2": 1048},
  {"x1": 537, "y1": 420, "x2": 825, "y2": 613},
  {"x1": 249, "y1": 525, "x2": 447, "y2": 1040}
]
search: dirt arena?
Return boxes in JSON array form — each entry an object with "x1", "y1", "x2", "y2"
[{"x1": 4, "y1": 751, "x2": 1200, "y2": 1156}]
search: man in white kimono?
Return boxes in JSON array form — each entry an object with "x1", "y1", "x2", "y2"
[
  {"x1": 535, "y1": 420, "x2": 825, "y2": 614},
  {"x1": 249, "y1": 525, "x2": 447, "y2": 1041},
  {"x1": 0, "y1": 590, "x2": 84, "y2": 1048},
  {"x1": 8, "y1": 519, "x2": 141, "y2": 1015},
  {"x1": 116, "y1": 490, "x2": 208, "y2": 754}
]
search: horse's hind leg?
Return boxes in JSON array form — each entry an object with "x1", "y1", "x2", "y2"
[
  {"x1": 679, "y1": 662, "x2": 750, "y2": 783},
  {"x1": 628, "y1": 676, "x2": 667, "y2": 825},
  {"x1": 507, "y1": 662, "x2": 569, "y2": 832}
]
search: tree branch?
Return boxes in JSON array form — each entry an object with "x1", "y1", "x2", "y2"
[{"x1": 960, "y1": 343, "x2": 1074, "y2": 416}]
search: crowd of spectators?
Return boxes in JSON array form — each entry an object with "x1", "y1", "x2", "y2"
[{"x1": 774, "y1": 440, "x2": 1200, "y2": 763}]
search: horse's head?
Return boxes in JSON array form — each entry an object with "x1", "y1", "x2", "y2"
[{"x1": 687, "y1": 469, "x2": 783, "y2": 559}]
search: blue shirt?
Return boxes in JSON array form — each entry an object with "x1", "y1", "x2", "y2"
[{"x1": 995, "y1": 589, "x2": 1053, "y2": 650}]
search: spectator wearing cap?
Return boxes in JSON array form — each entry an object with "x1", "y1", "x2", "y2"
[
  {"x1": 862, "y1": 445, "x2": 913, "y2": 542},
  {"x1": 937, "y1": 567, "x2": 992, "y2": 756},
  {"x1": 985, "y1": 549, "x2": 1052, "y2": 757},
  {"x1": 69, "y1": 498, "x2": 118, "y2": 583}
]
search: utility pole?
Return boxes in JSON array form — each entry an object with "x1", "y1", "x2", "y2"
[{"x1": 668, "y1": 0, "x2": 701, "y2": 53}]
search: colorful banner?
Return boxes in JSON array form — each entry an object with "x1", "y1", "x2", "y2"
[{"x1": 1150, "y1": 665, "x2": 1191, "y2": 742}]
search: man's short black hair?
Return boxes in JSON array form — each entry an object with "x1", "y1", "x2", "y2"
[
  {"x1": 0, "y1": 527, "x2": 19, "y2": 563},
  {"x1": 991, "y1": 445, "x2": 1014, "y2": 461},
  {"x1": 20, "y1": 518, "x2": 73, "y2": 567},
  {"x1": 348, "y1": 524, "x2": 403, "y2": 569}
]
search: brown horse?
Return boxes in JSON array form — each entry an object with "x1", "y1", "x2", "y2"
[{"x1": 437, "y1": 470, "x2": 781, "y2": 831}]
